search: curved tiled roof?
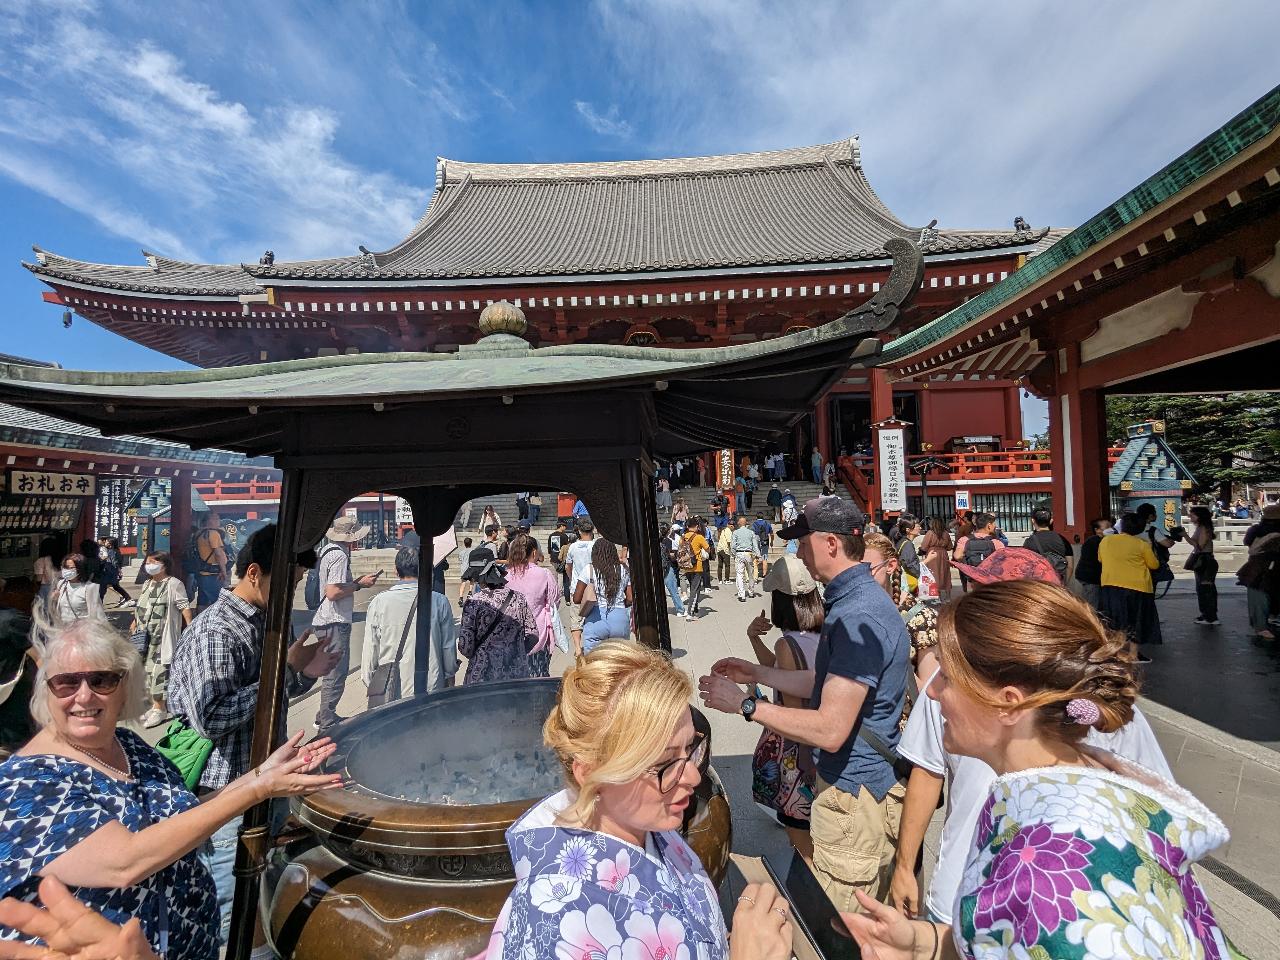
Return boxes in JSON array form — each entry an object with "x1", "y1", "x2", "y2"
[
  {"x1": 252, "y1": 139, "x2": 1045, "y2": 282},
  {"x1": 24, "y1": 248, "x2": 259, "y2": 296},
  {"x1": 26, "y1": 139, "x2": 1046, "y2": 295}
]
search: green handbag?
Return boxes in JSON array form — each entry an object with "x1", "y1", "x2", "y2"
[{"x1": 156, "y1": 718, "x2": 214, "y2": 790}]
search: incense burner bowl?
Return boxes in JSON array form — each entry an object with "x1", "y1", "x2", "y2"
[{"x1": 263, "y1": 678, "x2": 732, "y2": 959}]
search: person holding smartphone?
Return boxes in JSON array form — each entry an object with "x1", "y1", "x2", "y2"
[{"x1": 310, "y1": 516, "x2": 379, "y2": 732}]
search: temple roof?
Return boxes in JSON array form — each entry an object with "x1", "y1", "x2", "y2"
[{"x1": 25, "y1": 138, "x2": 1047, "y2": 295}]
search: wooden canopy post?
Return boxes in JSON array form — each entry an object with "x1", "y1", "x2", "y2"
[
  {"x1": 408, "y1": 492, "x2": 435, "y2": 696},
  {"x1": 641, "y1": 471, "x2": 672, "y2": 653},
  {"x1": 226, "y1": 465, "x2": 303, "y2": 960},
  {"x1": 621, "y1": 458, "x2": 662, "y2": 650}
]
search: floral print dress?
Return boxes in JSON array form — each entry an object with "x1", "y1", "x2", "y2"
[
  {"x1": 0, "y1": 729, "x2": 219, "y2": 960},
  {"x1": 483, "y1": 790, "x2": 727, "y2": 960},
  {"x1": 955, "y1": 753, "x2": 1233, "y2": 959}
]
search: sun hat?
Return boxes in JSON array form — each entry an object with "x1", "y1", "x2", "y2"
[
  {"x1": 952, "y1": 546, "x2": 1060, "y2": 586},
  {"x1": 326, "y1": 515, "x2": 370, "y2": 543},
  {"x1": 761, "y1": 555, "x2": 817, "y2": 596}
]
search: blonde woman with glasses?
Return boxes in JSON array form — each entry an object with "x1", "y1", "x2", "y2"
[{"x1": 482, "y1": 641, "x2": 792, "y2": 960}]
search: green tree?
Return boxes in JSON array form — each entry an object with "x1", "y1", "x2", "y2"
[{"x1": 1105, "y1": 394, "x2": 1280, "y2": 501}]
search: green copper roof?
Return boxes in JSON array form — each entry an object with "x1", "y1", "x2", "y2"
[{"x1": 881, "y1": 83, "x2": 1280, "y2": 365}]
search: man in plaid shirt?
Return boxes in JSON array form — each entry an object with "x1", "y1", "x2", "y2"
[{"x1": 167, "y1": 524, "x2": 337, "y2": 942}]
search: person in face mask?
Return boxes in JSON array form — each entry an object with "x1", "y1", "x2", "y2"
[
  {"x1": 128, "y1": 553, "x2": 193, "y2": 729},
  {"x1": 47, "y1": 554, "x2": 105, "y2": 624}
]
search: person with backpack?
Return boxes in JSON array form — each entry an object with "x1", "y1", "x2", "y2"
[
  {"x1": 893, "y1": 517, "x2": 922, "y2": 594},
  {"x1": 1022, "y1": 507, "x2": 1074, "y2": 583},
  {"x1": 545, "y1": 520, "x2": 573, "y2": 600},
  {"x1": 1136, "y1": 501, "x2": 1177, "y2": 591},
  {"x1": 190, "y1": 513, "x2": 229, "y2": 609},
  {"x1": 952, "y1": 512, "x2": 1003, "y2": 591},
  {"x1": 1073, "y1": 517, "x2": 1109, "y2": 608},
  {"x1": 752, "y1": 512, "x2": 775, "y2": 577},
  {"x1": 310, "y1": 516, "x2": 380, "y2": 731},
  {"x1": 678, "y1": 519, "x2": 711, "y2": 621},
  {"x1": 659, "y1": 523, "x2": 686, "y2": 618}
]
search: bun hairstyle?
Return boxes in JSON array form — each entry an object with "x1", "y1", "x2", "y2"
[
  {"x1": 937, "y1": 580, "x2": 1137, "y2": 740},
  {"x1": 543, "y1": 640, "x2": 692, "y2": 825}
]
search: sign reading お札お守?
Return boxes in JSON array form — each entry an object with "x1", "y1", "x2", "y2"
[
  {"x1": 6, "y1": 470, "x2": 97, "y2": 497},
  {"x1": 877, "y1": 429, "x2": 907, "y2": 513}
]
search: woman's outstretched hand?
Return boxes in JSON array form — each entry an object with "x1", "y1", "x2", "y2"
[
  {"x1": 0, "y1": 876, "x2": 159, "y2": 960},
  {"x1": 840, "y1": 889, "x2": 938, "y2": 960},
  {"x1": 248, "y1": 730, "x2": 343, "y2": 801}
]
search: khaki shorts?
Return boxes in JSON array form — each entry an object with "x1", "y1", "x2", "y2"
[{"x1": 809, "y1": 775, "x2": 906, "y2": 913}]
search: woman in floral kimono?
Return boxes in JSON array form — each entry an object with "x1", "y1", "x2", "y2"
[
  {"x1": 846, "y1": 579, "x2": 1235, "y2": 960},
  {"x1": 483, "y1": 641, "x2": 792, "y2": 960}
]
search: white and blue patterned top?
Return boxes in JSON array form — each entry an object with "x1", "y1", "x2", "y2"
[
  {"x1": 0, "y1": 728, "x2": 219, "y2": 960},
  {"x1": 482, "y1": 790, "x2": 727, "y2": 960}
]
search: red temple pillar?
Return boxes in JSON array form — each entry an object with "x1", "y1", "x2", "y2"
[
  {"x1": 867, "y1": 368, "x2": 896, "y2": 518},
  {"x1": 814, "y1": 393, "x2": 832, "y2": 466},
  {"x1": 171, "y1": 473, "x2": 194, "y2": 580},
  {"x1": 870, "y1": 367, "x2": 893, "y2": 423},
  {"x1": 1003, "y1": 385, "x2": 1023, "y2": 442},
  {"x1": 1047, "y1": 349, "x2": 1107, "y2": 543}
]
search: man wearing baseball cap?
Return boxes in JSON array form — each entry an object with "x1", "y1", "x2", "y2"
[{"x1": 700, "y1": 496, "x2": 910, "y2": 913}]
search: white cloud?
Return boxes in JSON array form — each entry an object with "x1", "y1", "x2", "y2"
[
  {"x1": 574, "y1": 100, "x2": 633, "y2": 138},
  {"x1": 0, "y1": 2, "x2": 433, "y2": 263},
  {"x1": 588, "y1": 0, "x2": 1280, "y2": 230},
  {"x1": 0, "y1": 147, "x2": 198, "y2": 260}
]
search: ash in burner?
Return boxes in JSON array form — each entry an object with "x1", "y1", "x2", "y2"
[
  {"x1": 342, "y1": 683, "x2": 567, "y2": 806},
  {"x1": 381, "y1": 745, "x2": 563, "y2": 806}
]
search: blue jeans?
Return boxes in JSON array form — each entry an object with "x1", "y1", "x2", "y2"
[
  {"x1": 195, "y1": 573, "x2": 222, "y2": 607},
  {"x1": 199, "y1": 816, "x2": 241, "y2": 944},
  {"x1": 582, "y1": 607, "x2": 631, "y2": 650},
  {"x1": 529, "y1": 503, "x2": 541, "y2": 525},
  {"x1": 664, "y1": 567, "x2": 686, "y2": 615},
  {"x1": 812, "y1": 466, "x2": 822, "y2": 485}
]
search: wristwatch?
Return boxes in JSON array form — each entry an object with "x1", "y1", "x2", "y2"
[{"x1": 740, "y1": 695, "x2": 757, "y2": 722}]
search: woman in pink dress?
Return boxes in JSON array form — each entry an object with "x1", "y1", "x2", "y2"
[{"x1": 502, "y1": 534, "x2": 564, "y2": 660}]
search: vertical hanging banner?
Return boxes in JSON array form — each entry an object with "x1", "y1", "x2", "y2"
[
  {"x1": 878, "y1": 427, "x2": 907, "y2": 513},
  {"x1": 717, "y1": 449, "x2": 735, "y2": 491}
]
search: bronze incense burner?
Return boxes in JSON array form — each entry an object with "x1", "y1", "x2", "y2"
[{"x1": 263, "y1": 679, "x2": 732, "y2": 959}]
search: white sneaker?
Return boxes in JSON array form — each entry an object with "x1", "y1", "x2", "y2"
[{"x1": 141, "y1": 707, "x2": 171, "y2": 729}]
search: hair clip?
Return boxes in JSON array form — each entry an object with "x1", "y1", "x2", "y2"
[{"x1": 1065, "y1": 698, "x2": 1101, "y2": 726}]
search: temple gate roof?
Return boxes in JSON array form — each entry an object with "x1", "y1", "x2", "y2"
[{"x1": 25, "y1": 138, "x2": 1045, "y2": 296}]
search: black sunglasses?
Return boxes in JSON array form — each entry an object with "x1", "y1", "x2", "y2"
[
  {"x1": 649, "y1": 733, "x2": 709, "y2": 794},
  {"x1": 46, "y1": 671, "x2": 124, "y2": 698}
]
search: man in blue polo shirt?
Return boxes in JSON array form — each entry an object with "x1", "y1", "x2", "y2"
[{"x1": 699, "y1": 496, "x2": 908, "y2": 913}]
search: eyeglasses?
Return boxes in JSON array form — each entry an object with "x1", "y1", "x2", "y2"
[
  {"x1": 648, "y1": 733, "x2": 708, "y2": 794},
  {"x1": 867, "y1": 558, "x2": 894, "y2": 576},
  {"x1": 46, "y1": 671, "x2": 124, "y2": 698}
]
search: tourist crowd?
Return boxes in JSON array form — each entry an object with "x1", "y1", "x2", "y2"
[{"x1": 0, "y1": 486, "x2": 1254, "y2": 960}]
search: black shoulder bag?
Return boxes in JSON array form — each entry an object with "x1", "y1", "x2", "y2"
[{"x1": 368, "y1": 597, "x2": 418, "y2": 708}]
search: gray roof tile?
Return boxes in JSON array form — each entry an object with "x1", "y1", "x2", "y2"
[{"x1": 26, "y1": 139, "x2": 1049, "y2": 294}]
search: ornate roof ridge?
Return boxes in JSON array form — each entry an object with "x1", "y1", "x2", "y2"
[{"x1": 436, "y1": 138, "x2": 861, "y2": 183}]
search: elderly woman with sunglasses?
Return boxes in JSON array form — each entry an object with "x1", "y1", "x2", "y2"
[{"x1": 0, "y1": 614, "x2": 342, "y2": 960}]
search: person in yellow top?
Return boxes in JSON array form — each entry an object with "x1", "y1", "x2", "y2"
[
  {"x1": 680, "y1": 519, "x2": 711, "y2": 622},
  {"x1": 1097, "y1": 512, "x2": 1162, "y2": 662}
]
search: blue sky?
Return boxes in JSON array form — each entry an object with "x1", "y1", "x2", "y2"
[{"x1": 1, "y1": 1, "x2": 1277, "y2": 434}]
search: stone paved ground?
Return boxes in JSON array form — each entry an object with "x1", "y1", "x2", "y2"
[{"x1": 122, "y1": 559, "x2": 1280, "y2": 956}]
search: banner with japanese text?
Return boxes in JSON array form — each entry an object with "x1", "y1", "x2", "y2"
[{"x1": 877, "y1": 428, "x2": 907, "y2": 513}]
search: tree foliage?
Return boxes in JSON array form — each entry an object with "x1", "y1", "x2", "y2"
[{"x1": 1105, "y1": 393, "x2": 1280, "y2": 498}]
